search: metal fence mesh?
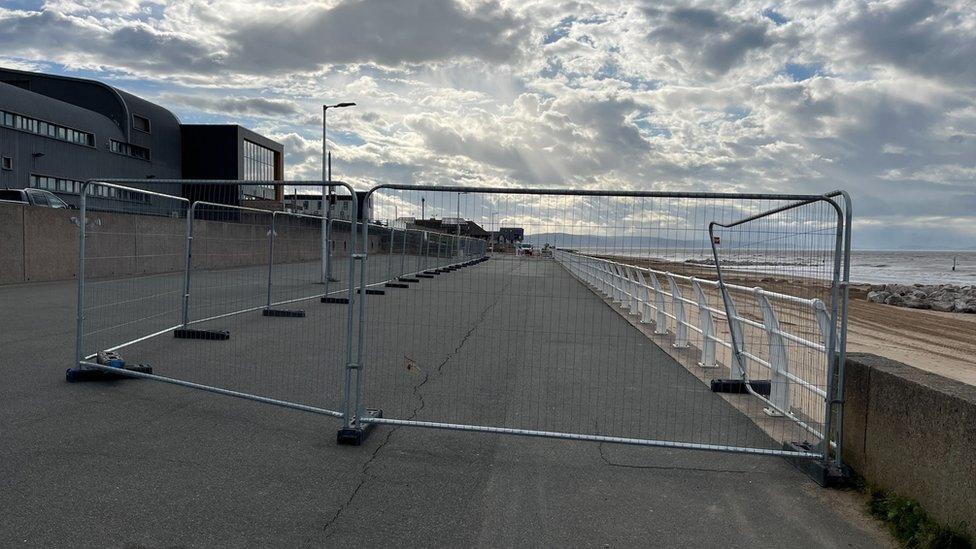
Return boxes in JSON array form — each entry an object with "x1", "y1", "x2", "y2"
[
  {"x1": 76, "y1": 181, "x2": 358, "y2": 415},
  {"x1": 357, "y1": 188, "x2": 847, "y2": 456},
  {"x1": 71, "y1": 181, "x2": 848, "y2": 460}
]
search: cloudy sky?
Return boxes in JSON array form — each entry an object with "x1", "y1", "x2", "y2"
[{"x1": 1, "y1": 0, "x2": 974, "y2": 249}]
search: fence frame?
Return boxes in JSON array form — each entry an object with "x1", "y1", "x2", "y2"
[
  {"x1": 64, "y1": 181, "x2": 850, "y2": 466},
  {"x1": 709, "y1": 191, "x2": 852, "y2": 470},
  {"x1": 69, "y1": 179, "x2": 362, "y2": 426},
  {"x1": 353, "y1": 184, "x2": 851, "y2": 463}
]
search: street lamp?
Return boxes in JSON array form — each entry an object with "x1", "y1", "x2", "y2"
[{"x1": 321, "y1": 102, "x2": 356, "y2": 285}]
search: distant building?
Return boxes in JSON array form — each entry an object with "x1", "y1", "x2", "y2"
[
  {"x1": 410, "y1": 217, "x2": 490, "y2": 240},
  {"x1": 181, "y1": 124, "x2": 284, "y2": 206},
  {"x1": 0, "y1": 68, "x2": 284, "y2": 211},
  {"x1": 282, "y1": 191, "x2": 374, "y2": 222},
  {"x1": 496, "y1": 227, "x2": 524, "y2": 243}
]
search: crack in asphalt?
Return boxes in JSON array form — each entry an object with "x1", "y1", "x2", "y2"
[
  {"x1": 322, "y1": 262, "x2": 516, "y2": 537},
  {"x1": 596, "y1": 442, "x2": 760, "y2": 474}
]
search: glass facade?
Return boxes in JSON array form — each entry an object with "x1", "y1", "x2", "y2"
[
  {"x1": 1, "y1": 109, "x2": 95, "y2": 146},
  {"x1": 243, "y1": 139, "x2": 276, "y2": 180},
  {"x1": 242, "y1": 139, "x2": 277, "y2": 200}
]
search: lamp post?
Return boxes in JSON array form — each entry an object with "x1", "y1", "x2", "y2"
[{"x1": 321, "y1": 102, "x2": 356, "y2": 285}]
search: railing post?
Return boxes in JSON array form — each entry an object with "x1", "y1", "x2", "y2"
[
  {"x1": 667, "y1": 275, "x2": 689, "y2": 348},
  {"x1": 636, "y1": 271, "x2": 652, "y2": 323},
  {"x1": 647, "y1": 271, "x2": 668, "y2": 335},
  {"x1": 812, "y1": 299, "x2": 831, "y2": 346},
  {"x1": 613, "y1": 264, "x2": 626, "y2": 304},
  {"x1": 627, "y1": 267, "x2": 640, "y2": 314},
  {"x1": 601, "y1": 262, "x2": 611, "y2": 296},
  {"x1": 755, "y1": 288, "x2": 790, "y2": 416},
  {"x1": 692, "y1": 278, "x2": 718, "y2": 368}
]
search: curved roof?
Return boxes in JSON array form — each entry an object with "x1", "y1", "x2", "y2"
[{"x1": 0, "y1": 67, "x2": 181, "y2": 138}]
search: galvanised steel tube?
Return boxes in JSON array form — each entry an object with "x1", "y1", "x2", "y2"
[
  {"x1": 79, "y1": 361, "x2": 344, "y2": 418},
  {"x1": 266, "y1": 212, "x2": 278, "y2": 310},
  {"x1": 360, "y1": 417, "x2": 821, "y2": 459},
  {"x1": 74, "y1": 182, "x2": 89, "y2": 366},
  {"x1": 400, "y1": 228, "x2": 408, "y2": 276},
  {"x1": 709, "y1": 192, "x2": 848, "y2": 466}
]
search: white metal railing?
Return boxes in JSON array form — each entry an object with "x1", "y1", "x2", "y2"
[{"x1": 553, "y1": 249, "x2": 832, "y2": 425}]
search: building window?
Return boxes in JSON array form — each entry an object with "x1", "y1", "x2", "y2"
[
  {"x1": 109, "y1": 139, "x2": 151, "y2": 161},
  {"x1": 1, "y1": 157, "x2": 11, "y2": 170},
  {"x1": 242, "y1": 139, "x2": 277, "y2": 200},
  {"x1": 30, "y1": 173, "x2": 149, "y2": 203},
  {"x1": 132, "y1": 114, "x2": 151, "y2": 133},
  {"x1": 0, "y1": 110, "x2": 95, "y2": 147}
]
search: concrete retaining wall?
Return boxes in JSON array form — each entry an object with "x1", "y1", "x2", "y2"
[
  {"x1": 0, "y1": 202, "x2": 382, "y2": 284},
  {"x1": 0, "y1": 203, "x2": 26, "y2": 284},
  {"x1": 843, "y1": 352, "x2": 976, "y2": 537}
]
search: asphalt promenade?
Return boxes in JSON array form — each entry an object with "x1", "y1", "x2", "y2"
[{"x1": 0, "y1": 254, "x2": 889, "y2": 547}]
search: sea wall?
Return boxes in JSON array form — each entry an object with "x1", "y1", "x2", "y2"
[
  {"x1": 0, "y1": 202, "x2": 382, "y2": 284},
  {"x1": 843, "y1": 353, "x2": 976, "y2": 537}
]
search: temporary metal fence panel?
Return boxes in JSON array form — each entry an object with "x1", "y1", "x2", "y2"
[
  {"x1": 349, "y1": 186, "x2": 849, "y2": 461},
  {"x1": 69, "y1": 180, "x2": 360, "y2": 421},
  {"x1": 66, "y1": 180, "x2": 850, "y2": 463},
  {"x1": 709, "y1": 193, "x2": 852, "y2": 466}
]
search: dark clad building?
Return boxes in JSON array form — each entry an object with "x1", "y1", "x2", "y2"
[{"x1": 0, "y1": 68, "x2": 283, "y2": 210}]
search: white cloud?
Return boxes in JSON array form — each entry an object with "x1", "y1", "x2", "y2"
[{"x1": 0, "y1": 0, "x2": 973, "y2": 248}]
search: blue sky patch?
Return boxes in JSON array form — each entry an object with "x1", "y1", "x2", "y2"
[
  {"x1": 762, "y1": 8, "x2": 788, "y2": 25},
  {"x1": 784, "y1": 62, "x2": 822, "y2": 81}
]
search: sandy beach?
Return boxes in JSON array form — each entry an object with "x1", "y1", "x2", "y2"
[{"x1": 600, "y1": 255, "x2": 976, "y2": 387}]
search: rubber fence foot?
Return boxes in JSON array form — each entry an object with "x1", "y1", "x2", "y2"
[
  {"x1": 336, "y1": 409, "x2": 384, "y2": 446},
  {"x1": 174, "y1": 328, "x2": 230, "y2": 340},
  {"x1": 263, "y1": 308, "x2": 306, "y2": 318}
]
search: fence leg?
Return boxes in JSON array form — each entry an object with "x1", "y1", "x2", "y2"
[
  {"x1": 264, "y1": 213, "x2": 306, "y2": 318},
  {"x1": 265, "y1": 214, "x2": 276, "y2": 310},
  {"x1": 692, "y1": 279, "x2": 718, "y2": 368},
  {"x1": 722, "y1": 291, "x2": 748, "y2": 380},
  {"x1": 756, "y1": 289, "x2": 790, "y2": 416},
  {"x1": 66, "y1": 187, "x2": 90, "y2": 380},
  {"x1": 66, "y1": 185, "x2": 158, "y2": 382},
  {"x1": 667, "y1": 275, "x2": 689, "y2": 348},
  {"x1": 180, "y1": 209, "x2": 193, "y2": 328},
  {"x1": 321, "y1": 219, "x2": 349, "y2": 304},
  {"x1": 173, "y1": 204, "x2": 230, "y2": 339},
  {"x1": 339, "y1": 199, "x2": 381, "y2": 444},
  {"x1": 387, "y1": 226, "x2": 394, "y2": 281},
  {"x1": 401, "y1": 228, "x2": 407, "y2": 275}
]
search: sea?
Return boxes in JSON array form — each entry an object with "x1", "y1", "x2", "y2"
[{"x1": 578, "y1": 248, "x2": 976, "y2": 286}]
